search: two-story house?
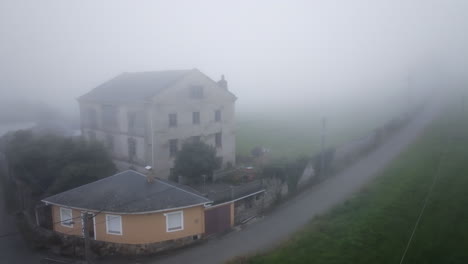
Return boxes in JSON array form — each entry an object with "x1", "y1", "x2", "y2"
[{"x1": 77, "y1": 69, "x2": 237, "y2": 179}]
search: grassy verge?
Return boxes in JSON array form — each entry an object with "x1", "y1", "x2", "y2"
[{"x1": 238, "y1": 108, "x2": 468, "y2": 264}]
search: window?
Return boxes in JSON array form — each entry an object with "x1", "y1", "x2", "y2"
[
  {"x1": 106, "y1": 214, "x2": 122, "y2": 235},
  {"x1": 190, "y1": 85, "x2": 204, "y2": 99},
  {"x1": 127, "y1": 111, "x2": 144, "y2": 135},
  {"x1": 102, "y1": 105, "x2": 118, "y2": 129},
  {"x1": 215, "y1": 110, "x2": 221, "y2": 122},
  {"x1": 60, "y1": 207, "x2": 73, "y2": 227},
  {"x1": 192, "y1": 112, "x2": 200, "y2": 125},
  {"x1": 169, "y1": 139, "x2": 178, "y2": 157},
  {"x1": 215, "y1": 132, "x2": 222, "y2": 148},
  {"x1": 128, "y1": 138, "x2": 136, "y2": 158},
  {"x1": 106, "y1": 134, "x2": 114, "y2": 152},
  {"x1": 87, "y1": 109, "x2": 97, "y2": 129},
  {"x1": 128, "y1": 112, "x2": 136, "y2": 129},
  {"x1": 169, "y1": 113, "x2": 177, "y2": 127},
  {"x1": 165, "y1": 211, "x2": 184, "y2": 232}
]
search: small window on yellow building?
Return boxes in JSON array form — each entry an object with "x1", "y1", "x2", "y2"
[
  {"x1": 60, "y1": 207, "x2": 73, "y2": 227},
  {"x1": 165, "y1": 211, "x2": 184, "y2": 232},
  {"x1": 106, "y1": 214, "x2": 122, "y2": 235}
]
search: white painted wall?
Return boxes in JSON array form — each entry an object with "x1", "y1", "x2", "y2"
[{"x1": 79, "y1": 70, "x2": 236, "y2": 179}]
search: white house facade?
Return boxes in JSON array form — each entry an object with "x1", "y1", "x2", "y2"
[{"x1": 78, "y1": 69, "x2": 236, "y2": 179}]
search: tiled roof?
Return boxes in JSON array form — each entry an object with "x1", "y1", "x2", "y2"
[{"x1": 42, "y1": 170, "x2": 211, "y2": 214}]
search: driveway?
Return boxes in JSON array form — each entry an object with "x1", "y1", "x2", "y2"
[{"x1": 131, "y1": 100, "x2": 444, "y2": 264}]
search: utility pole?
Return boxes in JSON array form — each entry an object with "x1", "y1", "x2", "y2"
[
  {"x1": 82, "y1": 212, "x2": 92, "y2": 264},
  {"x1": 407, "y1": 74, "x2": 413, "y2": 115},
  {"x1": 320, "y1": 116, "x2": 327, "y2": 179},
  {"x1": 462, "y1": 95, "x2": 465, "y2": 114}
]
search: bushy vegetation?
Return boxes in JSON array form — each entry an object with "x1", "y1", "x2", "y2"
[
  {"x1": 4, "y1": 130, "x2": 116, "y2": 198},
  {"x1": 173, "y1": 141, "x2": 221, "y2": 183},
  {"x1": 261, "y1": 156, "x2": 310, "y2": 195},
  {"x1": 243, "y1": 109, "x2": 468, "y2": 264}
]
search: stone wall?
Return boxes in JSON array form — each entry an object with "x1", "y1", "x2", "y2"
[
  {"x1": 234, "y1": 193, "x2": 265, "y2": 224},
  {"x1": 261, "y1": 177, "x2": 288, "y2": 207},
  {"x1": 91, "y1": 235, "x2": 198, "y2": 256}
]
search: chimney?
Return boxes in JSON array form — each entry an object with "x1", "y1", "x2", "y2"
[
  {"x1": 145, "y1": 166, "x2": 155, "y2": 184},
  {"x1": 217, "y1": 75, "x2": 228, "y2": 90}
]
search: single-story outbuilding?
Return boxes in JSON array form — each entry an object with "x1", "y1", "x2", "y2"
[
  {"x1": 41, "y1": 170, "x2": 212, "y2": 245},
  {"x1": 191, "y1": 181, "x2": 266, "y2": 236}
]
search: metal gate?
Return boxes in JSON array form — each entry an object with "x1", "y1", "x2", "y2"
[{"x1": 204, "y1": 203, "x2": 231, "y2": 236}]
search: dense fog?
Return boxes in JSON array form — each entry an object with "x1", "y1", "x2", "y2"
[{"x1": 1, "y1": 0, "x2": 467, "y2": 120}]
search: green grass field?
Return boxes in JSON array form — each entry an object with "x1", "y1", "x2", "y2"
[
  {"x1": 241, "y1": 107, "x2": 468, "y2": 264},
  {"x1": 236, "y1": 104, "x2": 406, "y2": 160}
]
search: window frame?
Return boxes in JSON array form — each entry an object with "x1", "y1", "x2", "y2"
[
  {"x1": 105, "y1": 214, "x2": 123, "y2": 236},
  {"x1": 215, "y1": 110, "x2": 222, "y2": 122},
  {"x1": 190, "y1": 85, "x2": 204, "y2": 99},
  {"x1": 60, "y1": 207, "x2": 74, "y2": 228},
  {"x1": 87, "y1": 108, "x2": 98, "y2": 129},
  {"x1": 169, "y1": 113, "x2": 178, "y2": 128},
  {"x1": 128, "y1": 112, "x2": 136, "y2": 130},
  {"x1": 164, "y1": 211, "x2": 184, "y2": 232},
  {"x1": 101, "y1": 105, "x2": 118, "y2": 129},
  {"x1": 192, "y1": 111, "x2": 200, "y2": 125},
  {"x1": 128, "y1": 137, "x2": 137, "y2": 158}
]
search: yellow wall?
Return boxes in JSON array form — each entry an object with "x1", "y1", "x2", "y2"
[
  {"x1": 51, "y1": 205, "x2": 205, "y2": 244},
  {"x1": 52, "y1": 206, "x2": 83, "y2": 236}
]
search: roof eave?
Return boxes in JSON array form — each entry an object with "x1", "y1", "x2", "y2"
[{"x1": 41, "y1": 200, "x2": 213, "y2": 215}]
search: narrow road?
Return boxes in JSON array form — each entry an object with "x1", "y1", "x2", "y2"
[{"x1": 139, "y1": 101, "x2": 444, "y2": 264}]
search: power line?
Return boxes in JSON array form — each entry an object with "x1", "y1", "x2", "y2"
[{"x1": 398, "y1": 130, "x2": 448, "y2": 264}]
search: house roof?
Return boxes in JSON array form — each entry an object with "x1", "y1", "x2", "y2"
[
  {"x1": 78, "y1": 69, "x2": 194, "y2": 103},
  {"x1": 42, "y1": 170, "x2": 212, "y2": 214}
]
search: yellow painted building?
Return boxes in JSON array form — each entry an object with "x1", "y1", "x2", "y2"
[{"x1": 43, "y1": 170, "x2": 211, "y2": 244}]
